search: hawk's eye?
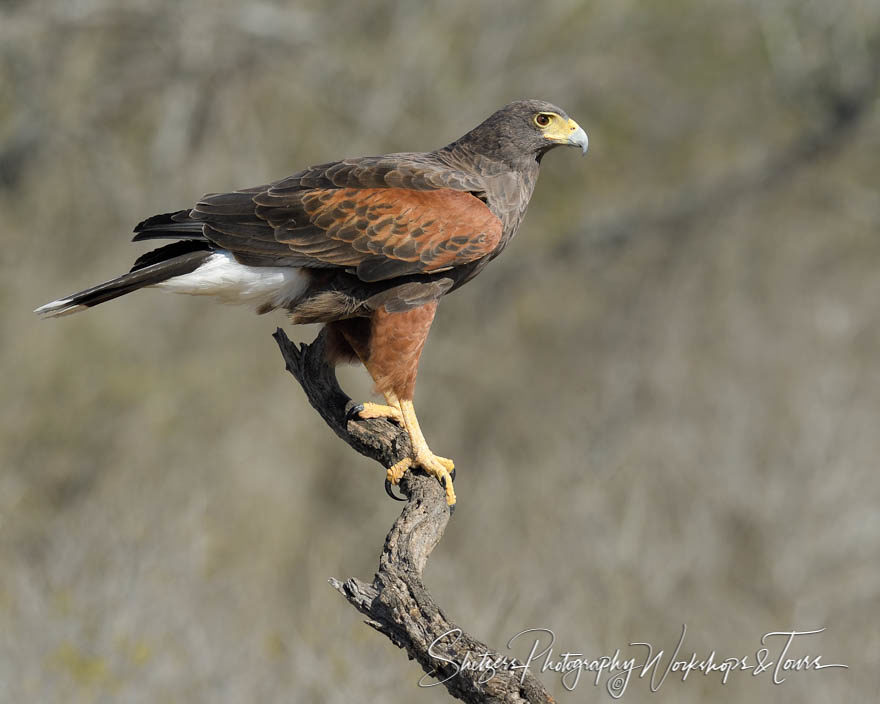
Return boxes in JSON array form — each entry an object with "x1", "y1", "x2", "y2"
[{"x1": 534, "y1": 113, "x2": 552, "y2": 128}]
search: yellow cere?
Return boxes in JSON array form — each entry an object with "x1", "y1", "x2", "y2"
[{"x1": 538, "y1": 114, "x2": 583, "y2": 143}]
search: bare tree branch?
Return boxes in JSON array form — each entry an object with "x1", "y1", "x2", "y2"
[{"x1": 272, "y1": 328, "x2": 555, "y2": 704}]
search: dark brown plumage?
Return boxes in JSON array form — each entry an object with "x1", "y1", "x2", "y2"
[{"x1": 36, "y1": 99, "x2": 588, "y2": 508}]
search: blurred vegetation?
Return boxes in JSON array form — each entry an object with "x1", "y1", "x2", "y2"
[{"x1": 2, "y1": 0, "x2": 879, "y2": 702}]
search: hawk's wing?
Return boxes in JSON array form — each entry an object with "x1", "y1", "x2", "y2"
[{"x1": 136, "y1": 155, "x2": 502, "y2": 283}]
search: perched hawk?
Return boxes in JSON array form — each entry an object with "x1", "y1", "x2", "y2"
[{"x1": 36, "y1": 99, "x2": 587, "y2": 509}]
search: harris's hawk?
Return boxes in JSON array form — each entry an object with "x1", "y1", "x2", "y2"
[{"x1": 36, "y1": 99, "x2": 588, "y2": 509}]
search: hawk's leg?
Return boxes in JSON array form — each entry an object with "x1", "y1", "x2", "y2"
[
  {"x1": 346, "y1": 395, "x2": 403, "y2": 424},
  {"x1": 328, "y1": 320, "x2": 404, "y2": 425},
  {"x1": 386, "y1": 398, "x2": 456, "y2": 507},
  {"x1": 331, "y1": 302, "x2": 457, "y2": 509}
]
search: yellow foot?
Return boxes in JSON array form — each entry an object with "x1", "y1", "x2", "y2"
[
  {"x1": 347, "y1": 402, "x2": 403, "y2": 424},
  {"x1": 386, "y1": 452, "x2": 456, "y2": 507},
  {"x1": 417, "y1": 450, "x2": 456, "y2": 507},
  {"x1": 384, "y1": 457, "x2": 411, "y2": 502},
  {"x1": 387, "y1": 457, "x2": 412, "y2": 486}
]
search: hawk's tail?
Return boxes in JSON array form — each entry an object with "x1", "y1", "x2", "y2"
[{"x1": 34, "y1": 241, "x2": 212, "y2": 318}]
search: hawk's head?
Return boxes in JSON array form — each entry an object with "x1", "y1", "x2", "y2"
[{"x1": 456, "y1": 99, "x2": 588, "y2": 165}]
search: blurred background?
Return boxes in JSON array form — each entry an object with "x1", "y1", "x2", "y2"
[{"x1": 2, "y1": 0, "x2": 879, "y2": 702}]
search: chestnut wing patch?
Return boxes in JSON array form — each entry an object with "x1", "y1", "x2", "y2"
[{"x1": 278, "y1": 188, "x2": 502, "y2": 282}]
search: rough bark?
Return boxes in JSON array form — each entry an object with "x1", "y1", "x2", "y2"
[{"x1": 273, "y1": 327, "x2": 555, "y2": 703}]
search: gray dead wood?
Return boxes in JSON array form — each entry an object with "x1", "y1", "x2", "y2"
[{"x1": 273, "y1": 327, "x2": 555, "y2": 703}]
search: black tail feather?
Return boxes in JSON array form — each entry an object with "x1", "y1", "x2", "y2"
[
  {"x1": 132, "y1": 210, "x2": 206, "y2": 242},
  {"x1": 35, "y1": 245, "x2": 212, "y2": 318},
  {"x1": 129, "y1": 240, "x2": 212, "y2": 271}
]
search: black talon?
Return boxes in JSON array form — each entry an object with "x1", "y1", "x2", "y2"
[
  {"x1": 346, "y1": 403, "x2": 365, "y2": 422},
  {"x1": 443, "y1": 473, "x2": 456, "y2": 515},
  {"x1": 385, "y1": 478, "x2": 406, "y2": 501}
]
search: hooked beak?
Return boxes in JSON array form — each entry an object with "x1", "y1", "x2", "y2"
[
  {"x1": 566, "y1": 119, "x2": 589, "y2": 155},
  {"x1": 542, "y1": 115, "x2": 589, "y2": 155}
]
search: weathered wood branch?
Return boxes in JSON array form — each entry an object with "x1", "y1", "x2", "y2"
[{"x1": 273, "y1": 328, "x2": 554, "y2": 704}]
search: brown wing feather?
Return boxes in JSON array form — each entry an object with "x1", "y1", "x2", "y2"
[
  {"x1": 282, "y1": 187, "x2": 501, "y2": 281},
  {"x1": 187, "y1": 157, "x2": 503, "y2": 282}
]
